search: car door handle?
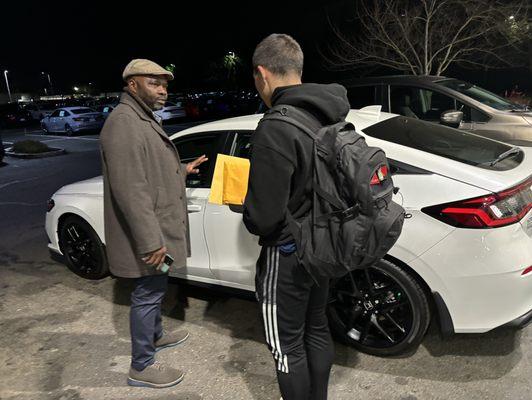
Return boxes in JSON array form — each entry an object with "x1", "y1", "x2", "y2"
[{"x1": 187, "y1": 204, "x2": 202, "y2": 213}]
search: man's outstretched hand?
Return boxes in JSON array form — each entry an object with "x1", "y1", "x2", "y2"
[{"x1": 186, "y1": 155, "x2": 209, "y2": 175}]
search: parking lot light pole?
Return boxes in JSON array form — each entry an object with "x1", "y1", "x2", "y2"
[
  {"x1": 41, "y1": 71, "x2": 53, "y2": 95},
  {"x1": 4, "y1": 70, "x2": 12, "y2": 103}
]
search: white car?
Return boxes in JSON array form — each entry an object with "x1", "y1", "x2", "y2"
[
  {"x1": 45, "y1": 108, "x2": 532, "y2": 356},
  {"x1": 41, "y1": 107, "x2": 104, "y2": 135},
  {"x1": 154, "y1": 100, "x2": 186, "y2": 121}
]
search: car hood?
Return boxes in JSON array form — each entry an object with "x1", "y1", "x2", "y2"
[{"x1": 55, "y1": 176, "x2": 103, "y2": 196}]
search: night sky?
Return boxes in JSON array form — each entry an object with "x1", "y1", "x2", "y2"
[
  {"x1": 1, "y1": 0, "x2": 530, "y2": 96},
  {"x1": 1, "y1": 0, "x2": 354, "y2": 94}
]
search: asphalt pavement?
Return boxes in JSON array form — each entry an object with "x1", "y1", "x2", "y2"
[{"x1": 0, "y1": 124, "x2": 531, "y2": 400}]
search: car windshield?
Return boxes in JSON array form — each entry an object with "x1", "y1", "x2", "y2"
[
  {"x1": 436, "y1": 79, "x2": 522, "y2": 111},
  {"x1": 362, "y1": 116, "x2": 523, "y2": 171},
  {"x1": 71, "y1": 108, "x2": 93, "y2": 115}
]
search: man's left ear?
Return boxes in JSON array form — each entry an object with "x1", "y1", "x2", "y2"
[{"x1": 256, "y1": 66, "x2": 269, "y2": 83}]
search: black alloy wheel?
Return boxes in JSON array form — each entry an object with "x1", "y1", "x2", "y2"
[
  {"x1": 328, "y1": 259, "x2": 431, "y2": 357},
  {"x1": 59, "y1": 216, "x2": 109, "y2": 280}
]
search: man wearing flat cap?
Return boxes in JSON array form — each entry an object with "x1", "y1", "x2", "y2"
[{"x1": 100, "y1": 59, "x2": 207, "y2": 388}]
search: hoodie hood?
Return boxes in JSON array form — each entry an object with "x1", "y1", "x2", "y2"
[{"x1": 271, "y1": 83, "x2": 350, "y2": 125}]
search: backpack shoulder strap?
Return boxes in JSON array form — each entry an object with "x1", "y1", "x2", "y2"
[{"x1": 263, "y1": 104, "x2": 320, "y2": 141}]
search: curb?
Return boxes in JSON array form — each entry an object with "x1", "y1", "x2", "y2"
[{"x1": 5, "y1": 147, "x2": 67, "y2": 159}]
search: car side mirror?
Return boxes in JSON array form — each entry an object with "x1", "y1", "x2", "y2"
[{"x1": 440, "y1": 110, "x2": 463, "y2": 128}]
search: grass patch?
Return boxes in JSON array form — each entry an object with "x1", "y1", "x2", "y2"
[{"x1": 12, "y1": 140, "x2": 52, "y2": 154}]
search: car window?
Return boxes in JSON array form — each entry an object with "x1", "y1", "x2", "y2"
[
  {"x1": 390, "y1": 86, "x2": 456, "y2": 121},
  {"x1": 58, "y1": 110, "x2": 68, "y2": 117},
  {"x1": 173, "y1": 133, "x2": 223, "y2": 188},
  {"x1": 362, "y1": 116, "x2": 523, "y2": 171},
  {"x1": 71, "y1": 108, "x2": 92, "y2": 115},
  {"x1": 50, "y1": 110, "x2": 61, "y2": 117},
  {"x1": 347, "y1": 85, "x2": 380, "y2": 109},
  {"x1": 232, "y1": 132, "x2": 253, "y2": 159},
  {"x1": 455, "y1": 101, "x2": 490, "y2": 123},
  {"x1": 437, "y1": 79, "x2": 521, "y2": 111}
]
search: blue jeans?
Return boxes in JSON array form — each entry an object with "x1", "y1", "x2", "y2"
[{"x1": 130, "y1": 274, "x2": 168, "y2": 371}]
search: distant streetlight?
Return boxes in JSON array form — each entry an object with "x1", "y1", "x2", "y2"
[
  {"x1": 509, "y1": 15, "x2": 515, "y2": 20},
  {"x1": 41, "y1": 71, "x2": 53, "y2": 94},
  {"x1": 73, "y1": 86, "x2": 80, "y2": 92},
  {"x1": 4, "y1": 70, "x2": 12, "y2": 102}
]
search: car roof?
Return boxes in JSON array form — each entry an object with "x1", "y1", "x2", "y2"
[
  {"x1": 168, "y1": 108, "x2": 532, "y2": 194},
  {"x1": 170, "y1": 107, "x2": 395, "y2": 139},
  {"x1": 344, "y1": 75, "x2": 449, "y2": 86},
  {"x1": 61, "y1": 106, "x2": 93, "y2": 111}
]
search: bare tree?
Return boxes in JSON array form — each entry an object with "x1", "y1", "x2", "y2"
[{"x1": 324, "y1": 0, "x2": 531, "y2": 76}]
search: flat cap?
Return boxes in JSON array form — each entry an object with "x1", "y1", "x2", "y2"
[{"x1": 122, "y1": 59, "x2": 174, "y2": 81}]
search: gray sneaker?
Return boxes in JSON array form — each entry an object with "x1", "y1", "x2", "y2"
[
  {"x1": 127, "y1": 361, "x2": 184, "y2": 388},
  {"x1": 155, "y1": 330, "x2": 189, "y2": 352}
]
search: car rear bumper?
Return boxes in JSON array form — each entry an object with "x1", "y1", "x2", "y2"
[
  {"x1": 409, "y1": 216, "x2": 532, "y2": 333},
  {"x1": 503, "y1": 307, "x2": 532, "y2": 329},
  {"x1": 72, "y1": 122, "x2": 104, "y2": 131}
]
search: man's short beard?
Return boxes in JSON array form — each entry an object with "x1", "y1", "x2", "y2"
[{"x1": 151, "y1": 102, "x2": 164, "y2": 111}]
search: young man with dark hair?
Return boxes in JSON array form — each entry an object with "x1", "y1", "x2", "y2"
[{"x1": 243, "y1": 34, "x2": 350, "y2": 399}]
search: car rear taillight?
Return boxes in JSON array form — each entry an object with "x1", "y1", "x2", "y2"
[
  {"x1": 73, "y1": 117, "x2": 87, "y2": 122},
  {"x1": 422, "y1": 176, "x2": 532, "y2": 228},
  {"x1": 522, "y1": 266, "x2": 532, "y2": 276},
  {"x1": 47, "y1": 199, "x2": 55, "y2": 212}
]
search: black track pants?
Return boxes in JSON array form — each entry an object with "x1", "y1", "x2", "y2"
[{"x1": 255, "y1": 246, "x2": 334, "y2": 400}]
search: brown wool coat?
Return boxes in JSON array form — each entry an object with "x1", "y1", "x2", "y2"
[{"x1": 100, "y1": 90, "x2": 190, "y2": 278}]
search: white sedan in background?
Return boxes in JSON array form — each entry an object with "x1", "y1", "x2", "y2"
[
  {"x1": 154, "y1": 100, "x2": 186, "y2": 121},
  {"x1": 45, "y1": 107, "x2": 532, "y2": 356},
  {"x1": 41, "y1": 107, "x2": 104, "y2": 135}
]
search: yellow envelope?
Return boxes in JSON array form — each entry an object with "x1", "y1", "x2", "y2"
[{"x1": 208, "y1": 154, "x2": 250, "y2": 205}]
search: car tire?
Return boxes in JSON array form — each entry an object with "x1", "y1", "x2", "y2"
[
  {"x1": 327, "y1": 259, "x2": 431, "y2": 357},
  {"x1": 59, "y1": 215, "x2": 109, "y2": 280},
  {"x1": 65, "y1": 124, "x2": 74, "y2": 136}
]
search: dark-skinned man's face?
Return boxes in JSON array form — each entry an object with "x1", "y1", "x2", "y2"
[{"x1": 128, "y1": 75, "x2": 168, "y2": 111}]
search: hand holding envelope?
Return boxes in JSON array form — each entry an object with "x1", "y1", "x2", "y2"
[{"x1": 208, "y1": 154, "x2": 250, "y2": 206}]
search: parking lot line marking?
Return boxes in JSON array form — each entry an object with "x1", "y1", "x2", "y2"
[
  {"x1": 23, "y1": 134, "x2": 100, "y2": 141},
  {"x1": 0, "y1": 202, "x2": 43, "y2": 207},
  {"x1": 0, "y1": 177, "x2": 40, "y2": 189}
]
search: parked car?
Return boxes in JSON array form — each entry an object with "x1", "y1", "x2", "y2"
[
  {"x1": 45, "y1": 108, "x2": 532, "y2": 356},
  {"x1": 0, "y1": 103, "x2": 33, "y2": 129},
  {"x1": 96, "y1": 104, "x2": 115, "y2": 119},
  {"x1": 345, "y1": 75, "x2": 532, "y2": 147},
  {"x1": 23, "y1": 102, "x2": 57, "y2": 121},
  {"x1": 40, "y1": 107, "x2": 104, "y2": 135},
  {"x1": 154, "y1": 100, "x2": 186, "y2": 121}
]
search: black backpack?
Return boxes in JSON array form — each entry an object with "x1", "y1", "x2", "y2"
[{"x1": 263, "y1": 105, "x2": 405, "y2": 279}]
